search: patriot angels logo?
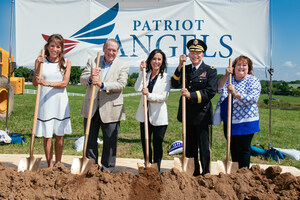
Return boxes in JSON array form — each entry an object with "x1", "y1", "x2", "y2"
[{"x1": 42, "y1": 3, "x2": 119, "y2": 54}]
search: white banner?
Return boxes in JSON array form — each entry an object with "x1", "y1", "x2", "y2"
[{"x1": 15, "y1": 0, "x2": 269, "y2": 69}]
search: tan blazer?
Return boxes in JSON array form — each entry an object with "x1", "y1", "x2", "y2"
[
  {"x1": 80, "y1": 56, "x2": 129, "y2": 123},
  {"x1": 135, "y1": 71, "x2": 171, "y2": 126}
]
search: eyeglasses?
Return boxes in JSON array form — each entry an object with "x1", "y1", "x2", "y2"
[{"x1": 235, "y1": 64, "x2": 248, "y2": 68}]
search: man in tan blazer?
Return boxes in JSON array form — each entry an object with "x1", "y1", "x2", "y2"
[{"x1": 80, "y1": 39, "x2": 129, "y2": 172}]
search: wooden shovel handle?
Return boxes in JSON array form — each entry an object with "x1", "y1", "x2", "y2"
[
  {"x1": 30, "y1": 49, "x2": 44, "y2": 158},
  {"x1": 83, "y1": 52, "x2": 101, "y2": 159},
  {"x1": 142, "y1": 67, "x2": 150, "y2": 167},
  {"x1": 182, "y1": 61, "x2": 187, "y2": 159},
  {"x1": 226, "y1": 58, "x2": 232, "y2": 162}
]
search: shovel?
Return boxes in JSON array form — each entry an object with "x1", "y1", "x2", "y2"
[
  {"x1": 71, "y1": 52, "x2": 101, "y2": 174},
  {"x1": 208, "y1": 124, "x2": 212, "y2": 173},
  {"x1": 18, "y1": 50, "x2": 44, "y2": 172},
  {"x1": 217, "y1": 58, "x2": 238, "y2": 174},
  {"x1": 137, "y1": 66, "x2": 158, "y2": 172},
  {"x1": 174, "y1": 61, "x2": 194, "y2": 176}
]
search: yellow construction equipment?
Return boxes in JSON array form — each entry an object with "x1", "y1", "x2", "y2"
[{"x1": 0, "y1": 47, "x2": 25, "y2": 120}]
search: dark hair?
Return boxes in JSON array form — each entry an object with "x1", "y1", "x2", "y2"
[
  {"x1": 44, "y1": 34, "x2": 66, "y2": 73},
  {"x1": 232, "y1": 55, "x2": 254, "y2": 75},
  {"x1": 145, "y1": 49, "x2": 167, "y2": 77}
]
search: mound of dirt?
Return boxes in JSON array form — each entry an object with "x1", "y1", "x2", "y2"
[{"x1": 0, "y1": 162, "x2": 299, "y2": 199}]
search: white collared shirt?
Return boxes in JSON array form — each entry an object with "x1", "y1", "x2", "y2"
[{"x1": 192, "y1": 60, "x2": 202, "y2": 71}]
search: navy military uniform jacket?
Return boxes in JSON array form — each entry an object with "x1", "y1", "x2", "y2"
[{"x1": 171, "y1": 61, "x2": 218, "y2": 126}]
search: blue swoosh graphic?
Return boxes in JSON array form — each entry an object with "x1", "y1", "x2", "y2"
[
  {"x1": 76, "y1": 38, "x2": 107, "y2": 45},
  {"x1": 75, "y1": 24, "x2": 115, "y2": 38},
  {"x1": 71, "y1": 3, "x2": 119, "y2": 38}
]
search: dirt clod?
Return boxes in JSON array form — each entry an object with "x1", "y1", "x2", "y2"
[{"x1": 265, "y1": 165, "x2": 282, "y2": 179}]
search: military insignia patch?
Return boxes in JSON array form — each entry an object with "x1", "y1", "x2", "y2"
[{"x1": 210, "y1": 66, "x2": 215, "y2": 69}]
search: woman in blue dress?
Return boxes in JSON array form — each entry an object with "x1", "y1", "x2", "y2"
[{"x1": 213, "y1": 55, "x2": 261, "y2": 168}]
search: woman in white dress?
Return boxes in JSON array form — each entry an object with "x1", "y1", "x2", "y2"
[{"x1": 33, "y1": 34, "x2": 72, "y2": 167}]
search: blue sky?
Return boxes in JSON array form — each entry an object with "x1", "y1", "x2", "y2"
[{"x1": 0, "y1": 0, "x2": 299, "y2": 81}]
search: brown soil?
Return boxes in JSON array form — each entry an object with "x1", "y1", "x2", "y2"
[{"x1": 0, "y1": 163, "x2": 299, "y2": 199}]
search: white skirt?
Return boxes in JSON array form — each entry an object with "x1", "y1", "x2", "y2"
[{"x1": 35, "y1": 86, "x2": 72, "y2": 138}]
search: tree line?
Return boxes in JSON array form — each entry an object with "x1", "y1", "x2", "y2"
[
  {"x1": 15, "y1": 66, "x2": 139, "y2": 86},
  {"x1": 14, "y1": 66, "x2": 300, "y2": 96},
  {"x1": 14, "y1": 66, "x2": 84, "y2": 85}
]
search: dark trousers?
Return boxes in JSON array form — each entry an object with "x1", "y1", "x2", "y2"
[
  {"x1": 84, "y1": 109, "x2": 120, "y2": 172},
  {"x1": 140, "y1": 122, "x2": 167, "y2": 171},
  {"x1": 223, "y1": 123, "x2": 254, "y2": 168},
  {"x1": 186, "y1": 125, "x2": 210, "y2": 176}
]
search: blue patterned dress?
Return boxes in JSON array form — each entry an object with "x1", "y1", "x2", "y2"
[{"x1": 213, "y1": 74, "x2": 261, "y2": 135}]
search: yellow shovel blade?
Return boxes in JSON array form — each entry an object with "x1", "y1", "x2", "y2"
[
  {"x1": 71, "y1": 157, "x2": 94, "y2": 175},
  {"x1": 18, "y1": 156, "x2": 42, "y2": 172},
  {"x1": 174, "y1": 157, "x2": 194, "y2": 176},
  {"x1": 216, "y1": 160, "x2": 239, "y2": 174}
]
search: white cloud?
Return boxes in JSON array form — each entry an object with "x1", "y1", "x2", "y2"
[
  {"x1": 282, "y1": 61, "x2": 297, "y2": 67},
  {"x1": 296, "y1": 72, "x2": 300, "y2": 76}
]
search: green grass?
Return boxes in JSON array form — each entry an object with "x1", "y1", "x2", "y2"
[
  {"x1": 25, "y1": 84, "x2": 136, "y2": 94},
  {"x1": 1, "y1": 86, "x2": 299, "y2": 169},
  {"x1": 259, "y1": 94, "x2": 300, "y2": 103},
  {"x1": 258, "y1": 94, "x2": 300, "y2": 110}
]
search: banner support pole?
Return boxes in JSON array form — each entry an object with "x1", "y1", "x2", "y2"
[
  {"x1": 268, "y1": 0, "x2": 273, "y2": 150},
  {"x1": 5, "y1": 0, "x2": 15, "y2": 133}
]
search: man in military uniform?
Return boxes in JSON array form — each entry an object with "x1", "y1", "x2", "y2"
[{"x1": 171, "y1": 39, "x2": 218, "y2": 176}]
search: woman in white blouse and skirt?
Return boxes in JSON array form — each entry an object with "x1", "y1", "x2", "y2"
[{"x1": 135, "y1": 49, "x2": 171, "y2": 171}]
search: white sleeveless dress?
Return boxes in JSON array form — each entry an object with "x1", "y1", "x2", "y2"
[{"x1": 35, "y1": 58, "x2": 72, "y2": 138}]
